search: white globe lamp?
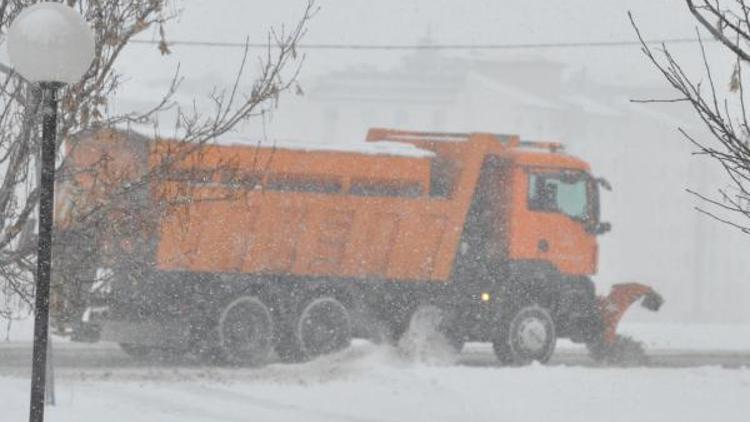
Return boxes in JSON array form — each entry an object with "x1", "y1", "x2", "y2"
[{"x1": 7, "y1": 2, "x2": 95, "y2": 84}]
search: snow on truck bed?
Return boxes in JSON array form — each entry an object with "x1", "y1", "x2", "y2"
[
  {"x1": 227, "y1": 138, "x2": 436, "y2": 158},
  {"x1": 112, "y1": 123, "x2": 437, "y2": 158},
  {"x1": 116, "y1": 123, "x2": 440, "y2": 158}
]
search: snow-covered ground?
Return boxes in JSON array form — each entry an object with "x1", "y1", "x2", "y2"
[
  {"x1": 1, "y1": 342, "x2": 749, "y2": 422},
  {"x1": 617, "y1": 323, "x2": 750, "y2": 352},
  {"x1": 2, "y1": 321, "x2": 750, "y2": 421}
]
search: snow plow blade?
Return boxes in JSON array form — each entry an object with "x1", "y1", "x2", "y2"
[{"x1": 598, "y1": 282, "x2": 663, "y2": 347}]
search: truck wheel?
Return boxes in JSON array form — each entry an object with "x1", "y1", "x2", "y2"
[
  {"x1": 295, "y1": 296, "x2": 352, "y2": 360},
  {"x1": 218, "y1": 296, "x2": 274, "y2": 366},
  {"x1": 119, "y1": 343, "x2": 154, "y2": 359},
  {"x1": 493, "y1": 305, "x2": 556, "y2": 365}
]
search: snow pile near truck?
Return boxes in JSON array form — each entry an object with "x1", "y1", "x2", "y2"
[{"x1": 396, "y1": 306, "x2": 461, "y2": 366}]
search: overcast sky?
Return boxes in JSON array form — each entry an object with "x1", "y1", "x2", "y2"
[
  {"x1": 169, "y1": 0, "x2": 696, "y2": 44},
  {"x1": 112, "y1": 0, "x2": 717, "y2": 92}
]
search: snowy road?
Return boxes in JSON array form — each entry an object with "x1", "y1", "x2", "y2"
[
  {"x1": 1, "y1": 341, "x2": 750, "y2": 375},
  {"x1": 2, "y1": 323, "x2": 750, "y2": 421},
  {"x1": 1, "y1": 341, "x2": 750, "y2": 422}
]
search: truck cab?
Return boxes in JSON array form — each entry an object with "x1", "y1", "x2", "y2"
[{"x1": 506, "y1": 150, "x2": 610, "y2": 278}]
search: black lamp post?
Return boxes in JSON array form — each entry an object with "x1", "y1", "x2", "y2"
[
  {"x1": 28, "y1": 82, "x2": 61, "y2": 422},
  {"x1": 6, "y1": 4, "x2": 95, "y2": 422}
]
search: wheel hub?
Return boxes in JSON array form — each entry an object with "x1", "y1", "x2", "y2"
[{"x1": 517, "y1": 317, "x2": 548, "y2": 353}]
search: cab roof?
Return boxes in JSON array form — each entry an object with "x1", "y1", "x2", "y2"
[{"x1": 505, "y1": 149, "x2": 590, "y2": 171}]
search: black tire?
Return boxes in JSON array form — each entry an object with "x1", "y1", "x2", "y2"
[
  {"x1": 586, "y1": 335, "x2": 648, "y2": 366},
  {"x1": 291, "y1": 296, "x2": 352, "y2": 361},
  {"x1": 493, "y1": 305, "x2": 556, "y2": 365},
  {"x1": 119, "y1": 343, "x2": 155, "y2": 359},
  {"x1": 217, "y1": 296, "x2": 275, "y2": 366}
]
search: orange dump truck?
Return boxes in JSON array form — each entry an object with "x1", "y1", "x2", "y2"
[{"x1": 55, "y1": 128, "x2": 662, "y2": 365}]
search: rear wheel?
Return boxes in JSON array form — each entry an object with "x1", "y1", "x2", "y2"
[
  {"x1": 218, "y1": 296, "x2": 275, "y2": 366},
  {"x1": 282, "y1": 296, "x2": 352, "y2": 362},
  {"x1": 119, "y1": 343, "x2": 154, "y2": 359},
  {"x1": 493, "y1": 305, "x2": 556, "y2": 365}
]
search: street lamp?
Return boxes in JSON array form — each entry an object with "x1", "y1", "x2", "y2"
[{"x1": 7, "y1": 3, "x2": 94, "y2": 422}]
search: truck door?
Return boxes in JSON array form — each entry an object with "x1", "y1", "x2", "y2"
[{"x1": 509, "y1": 167, "x2": 597, "y2": 276}]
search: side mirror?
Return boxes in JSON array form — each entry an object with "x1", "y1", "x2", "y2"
[
  {"x1": 595, "y1": 177, "x2": 612, "y2": 191},
  {"x1": 587, "y1": 221, "x2": 611, "y2": 235},
  {"x1": 595, "y1": 221, "x2": 611, "y2": 235}
]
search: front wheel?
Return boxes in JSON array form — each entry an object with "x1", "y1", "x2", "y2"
[{"x1": 493, "y1": 305, "x2": 556, "y2": 365}]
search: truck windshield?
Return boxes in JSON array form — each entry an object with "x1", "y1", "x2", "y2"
[{"x1": 528, "y1": 170, "x2": 590, "y2": 221}]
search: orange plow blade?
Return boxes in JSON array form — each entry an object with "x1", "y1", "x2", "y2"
[{"x1": 597, "y1": 282, "x2": 664, "y2": 347}]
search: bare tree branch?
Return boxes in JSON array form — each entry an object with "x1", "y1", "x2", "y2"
[
  {"x1": 630, "y1": 5, "x2": 750, "y2": 233},
  {"x1": 0, "y1": 0, "x2": 316, "y2": 324}
]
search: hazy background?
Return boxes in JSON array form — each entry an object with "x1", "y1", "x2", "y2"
[{"x1": 101, "y1": 0, "x2": 749, "y2": 323}]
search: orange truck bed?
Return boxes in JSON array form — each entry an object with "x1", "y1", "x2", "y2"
[
  {"x1": 152, "y1": 132, "x2": 507, "y2": 282},
  {"x1": 59, "y1": 129, "x2": 509, "y2": 282}
]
